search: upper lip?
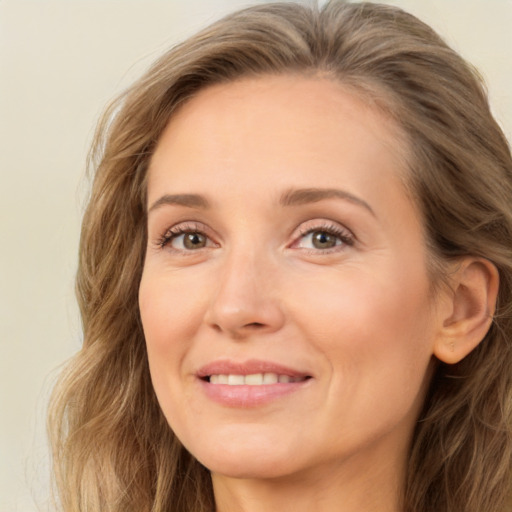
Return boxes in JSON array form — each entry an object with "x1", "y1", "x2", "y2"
[{"x1": 196, "y1": 359, "x2": 311, "y2": 379}]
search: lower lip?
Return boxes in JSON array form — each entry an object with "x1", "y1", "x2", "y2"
[{"x1": 198, "y1": 379, "x2": 310, "y2": 407}]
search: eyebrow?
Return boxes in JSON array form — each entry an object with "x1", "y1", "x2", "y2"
[
  {"x1": 148, "y1": 193, "x2": 211, "y2": 213},
  {"x1": 148, "y1": 187, "x2": 374, "y2": 216},
  {"x1": 280, "y1": 187, "x2": 375, "y2": 216}
]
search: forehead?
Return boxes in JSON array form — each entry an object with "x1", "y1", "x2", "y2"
[{"x1": 147, "y1": 74, "x2": 411, "y2": 210}]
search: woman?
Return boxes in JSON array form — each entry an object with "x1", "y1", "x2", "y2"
[{"x1": 48, "y1": 1, "x2": 512, "y2": 511}]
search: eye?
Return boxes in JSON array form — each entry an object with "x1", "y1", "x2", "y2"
[
  {"x1": 157, "y1": 222, "x2": 217, "y2": 251},
  {"x1": 292, "y1": 222, "x2": 354, "y2": 252},
  {"x1": 171, "y1": 231, "x2": 208, "y2": 250},
  {"x1": 302, "y1": 230, "x2": 342, "y2": 249}
]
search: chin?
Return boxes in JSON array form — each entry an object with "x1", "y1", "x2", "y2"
[
  {"x1": 203, "y1": 455, "x2": 296, "y2": 480},
  {"x1": 184, "y1": 432, "x2": 302, "y2": 480}
]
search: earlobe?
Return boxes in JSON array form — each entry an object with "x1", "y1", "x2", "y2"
[{"x1": 433, "y1": 257, "x2": 499, "y2": 365}]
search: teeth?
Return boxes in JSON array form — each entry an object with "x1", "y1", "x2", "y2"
[
  {"x1": 227, "y1": 374, "x2": 245, "y2": 385},
  {"x1": 245, "y1": 373, "x2": 264, "y2": 385},
  {"x1": 208, "y1": 373, "x2": 305, "y2": 385},
  {"x1": 263, "y1": 372, "x2": 278, "y2": 384}
]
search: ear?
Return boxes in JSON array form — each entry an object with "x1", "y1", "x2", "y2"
[{"x1": 433, "y1": 257, "x2": 499, "y2": 365}]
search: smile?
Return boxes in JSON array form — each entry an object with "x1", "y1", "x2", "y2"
[
  {"x1": 207, "y1": 373, "x2": 309, "y2": 385},
  {"x1": 196, "y1": 360, "x2": 312, "y2": 407}
]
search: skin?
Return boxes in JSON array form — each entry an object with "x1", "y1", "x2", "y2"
[{"x1": 139, "y1": 75, "x2": 453, "y2": 512}]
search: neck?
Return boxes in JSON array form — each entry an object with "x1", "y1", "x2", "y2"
[{"x1": 211, "y1": 445, "x2": 406, "y2": 512}]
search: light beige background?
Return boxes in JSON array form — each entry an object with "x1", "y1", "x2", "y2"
[{"x1": 1, "y1": 1, "x2": 511, "y2": 510}]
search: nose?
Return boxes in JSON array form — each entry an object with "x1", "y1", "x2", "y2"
[{"x1": 204, "y1": 248, "x2": 285, "y2": 339}]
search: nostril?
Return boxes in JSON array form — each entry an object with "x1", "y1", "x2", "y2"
[{"x1": 245, "y1": 322, "x2": 265, "y2": 329}]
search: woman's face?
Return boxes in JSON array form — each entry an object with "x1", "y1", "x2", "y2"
[{"x1": 139, "y1": 75, "x2": 441, "y2": 483}]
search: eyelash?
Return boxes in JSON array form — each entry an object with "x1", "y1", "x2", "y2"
[
  {"x1": 294, "y1": 222, "x2": 355, "y2": 252},
  {"x1": 157, "y1": 222, "x2": 212, "y2": 250},
  {"x1": 156, "y1": 221, "x2": 354, "y2": 253}
]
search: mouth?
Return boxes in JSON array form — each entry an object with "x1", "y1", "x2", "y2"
[
  {"x1": 203, "y1": 373, "x2": 311, "y2": 385},
  {"x1": 196, "y1": 359, "x2": 312, "y2": 406}
]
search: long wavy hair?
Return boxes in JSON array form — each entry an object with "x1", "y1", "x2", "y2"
[{"x1": 48, "y1": 1, "x2": 512, "y2": 511}]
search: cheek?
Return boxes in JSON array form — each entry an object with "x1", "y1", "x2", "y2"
[
  {"x1": 293, "y1": 267, "x2": 435, "y2": 442},
  {"x1": 139, "y1": 270, "x2": 205, "y2": 353},
  {"x1": 139, "y1": 271, "x2": 204, "y2": 428},
  {"x1": 138, "y1": 271, "x2": 206, "y2": 406},
  {"x1": 291, "y1": 261, "x2": 433, "y2": 340},
  {"x1": 288, "y1": 263, "x2": 435, "y2": 396}
]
